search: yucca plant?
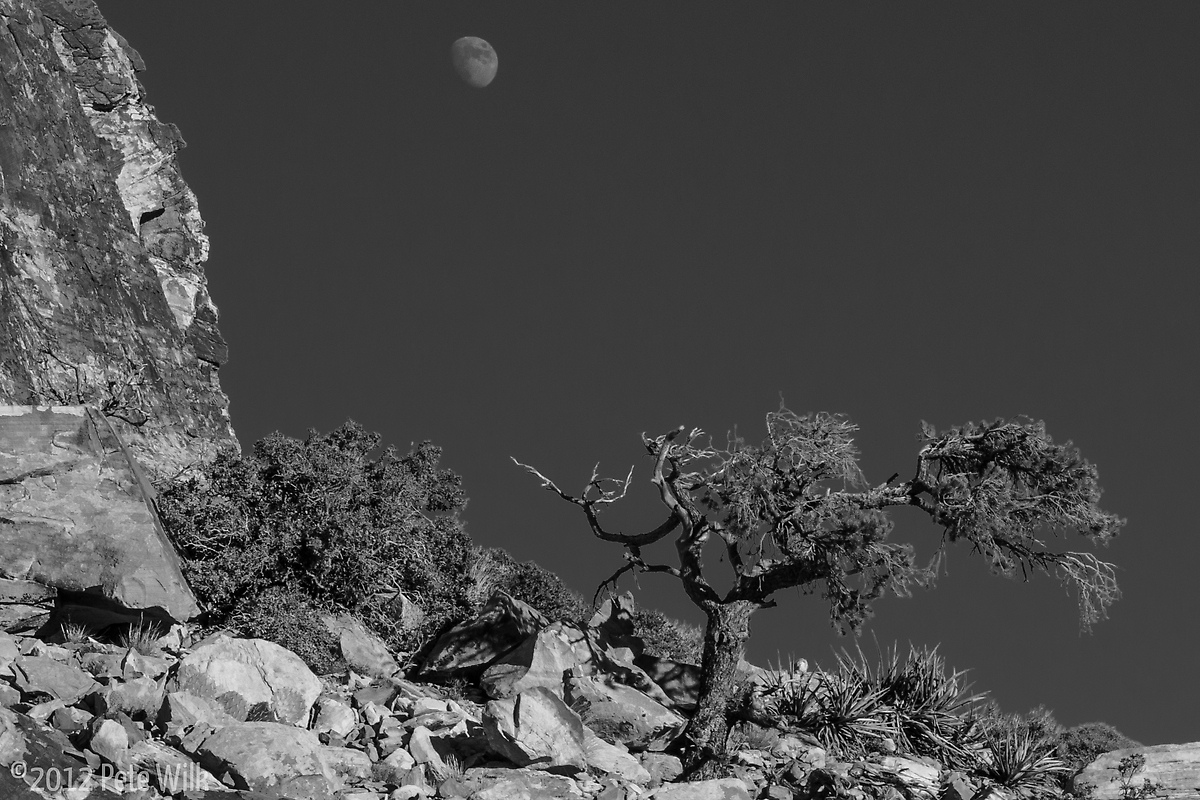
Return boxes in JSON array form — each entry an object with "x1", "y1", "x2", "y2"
[
  {"x1": 879, "y1": 644, "x2": 989, "y2": 769},
  {"x1": 975, "y1": 725, "x2": 1071, "y2": 799},
  {"x1": 792, "y1": 649, "x2": 898, "y2": 758}
]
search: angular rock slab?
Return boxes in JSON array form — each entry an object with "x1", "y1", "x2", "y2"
[
  {"x1": 483, "y1": 686, "x2": 588, "y2": 771},
  {"x1": 195, "y1": 721, "x2": 340, "y2": 799},
  {"x1": 634, "y1": 653, "x2": 764, "y2": 713},
  {"x1": 443, "y1": 766, "x2": 584, "y2": 800},
  {"x1": 565, "y1": 673, "x2": 684, "y2": 749},
  {"x1": 128, "y1": 738, "x2": 228, "y2": 794},
  {"x1": 11, "y1": 654, "x2": 100, "y2": 704},
  {"x1": 322, "y1": 612, "x2": 399, "y2": 678},
  {"x1": 419, "y1": 590, "x2": 548, "y2": 680},
  {"x1": 583, "y1": 727, "x2": 652, "y2": 784},
  {"x1": 644, "y1": 778, "x2": 752, "y2": 799},
  {"x1": 1075, "y1": 742, "x2": 1200, "y2": 800},
  {"x1": 0, "y1": 707, "x2": 123, "y2": 800},
  {"x1": 481, "y1": 620, "x2": 594, "y2": 699},
  {"x1": 0, "y1": 406, "x2": 199, "y2": 622},
  {"x1": 170, "y1": 635, "x2": 321, "y2": 726}
]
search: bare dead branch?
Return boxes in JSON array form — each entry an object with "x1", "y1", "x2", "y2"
[{"x1": 511, "y1": 456, "x2": 680, "y2": 546}]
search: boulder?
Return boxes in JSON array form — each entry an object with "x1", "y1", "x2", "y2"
[
  {"x1": 587, "y1": 592, "x2": 643, "y2": 656},
  {"x1": 0, "y1": 406, "x2": 201, "y2": 622},
  {"x1": 0, "y1": 632, "x2": 20, "y2": 670},
  {"x1": 375, "y1": 746, "x2": 416, "y2": 784},
  {"x1": 409, "y1": 724, "x2": 450, "y2": 777},
  {"x1": 1075, "y1": 742, "x2": 1200, "y2": 800},
  {"x1": 564, "y1": 673, "x2": 685, "y2": 749},
  {"x1": 0, "y1": 579, "x2": 55, "y2": 632},
  {"x1": 322, "y1": 613, "x2": 400, "y2": 678},
  {"x1": 10, "y1": 654, "x2": 100, "y2": 704},
  {"x1": 877, "y1": 755, "x2": 941, "y2": 793},
  {"x1": 480, "y1": 621, "x2": 594, "y2": 699},
  {"x1": 0, "y1": 707, "x2": 26, "y2": 766},
  {"x1": 442, "y1": 766, "x2": 584, "y2": 800},
  {"x1": 643, "y1": 778, "x2": 752, "y2": 799},
  {"x1": 639, "y1": 752, "x2": 684, "y2": 787},
  {"x1": 483, "y1": 687, "x2": 588, "y2": 771},
  {"x1": 77, "y1": 651, "x2": 127, "y2": 680},
  {"x1": 87, "y1": 716, "x2": 134, "y2": 769},
  {"x1": 95, "y1": 675, "x2": 163, "y2": 719},
  {"x1": 170, "y1": 634, "x2": 321, "y2": 726},
  {"x1": 195, "y1": 721, "x2": 340, "y2": 798},
  {"x1": 634, "y1": 653, "x2": 765, "y2": 712},
  {"x1": 419, "y1": 590, "x2": 548, "y2": 680},
  {"x1": 128, "y1": 738, "x2": 228, "y2": 794},
  {"x1": 313, "y1": 696, "x2": 358, "y2": 738},
  {"x1": 158, "y1": 691, "x2": 242, "y2": 733},
  {"x1": 48, "y1": 706, "x2": 92, "y2": 736},
  {"x1": 354, "y1": 683, "x2": 400, "y2": 709},
  {"x1": 322, "y1": 744, "x2": 374, "y2": 783},
  {"x1": 0, "y1": 708, "x2": 123, "y2": 800},
  {"x1": 582, "y1": 728, "x2": 652, "y2": 784}
]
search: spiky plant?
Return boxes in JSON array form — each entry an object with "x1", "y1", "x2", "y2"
[
  {"x1": 801, "y1": 650, "x2": 898, "y2": 758},
  {"x1": 975, "y1": 725, "x2": 1071, "y2": 799},
  {"x1": 119, "y1": 619, "x2": 163, "y2": 656},
  {"x1": 879, "y1": 644, "x2": 988, "y2": 769},
  {"x1": 60, "y1": 622, "x2": 91, "y2": 644}
]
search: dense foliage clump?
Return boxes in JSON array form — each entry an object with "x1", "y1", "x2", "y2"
[
  {"x1": 633, "y1": 608, "x2": 705, "y2": 664},
  {"x1": 470, "y1": 547, "x2": 592, "y2": 624},
  {"x1": 156, "y1": 421, "x2": 475, "y2": 661}
]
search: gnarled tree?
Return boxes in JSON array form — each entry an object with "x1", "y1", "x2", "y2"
[{"x1": 514, "y1": 406, "x2": 1124, "y2": 778}]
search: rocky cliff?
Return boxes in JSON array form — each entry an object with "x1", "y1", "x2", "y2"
[{"x1": 0, "y1": 0, "x2": 235, "y2": 477}]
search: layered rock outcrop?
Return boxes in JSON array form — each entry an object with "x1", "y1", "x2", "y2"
[
  {"x1": 1076, "y1": 743, "x2": 1200, "y2": 800},
  {"x1": 0, "y1": 405, "x2": 200, "y2": 625},
  {"x1": 0, "y1": 0, "x2": 235, "y2": 478}
]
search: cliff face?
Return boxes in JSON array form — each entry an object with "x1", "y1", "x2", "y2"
[{"x1": 0, "y1": 0, "x2": 235, "y2": 476}]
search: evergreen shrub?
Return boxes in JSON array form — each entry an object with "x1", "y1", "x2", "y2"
[{"x1": 156, "y1": 421, "x2": 474, "y2": 664}]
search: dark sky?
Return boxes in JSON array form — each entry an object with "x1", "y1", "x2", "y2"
[{"x1": 99, "y1": 3, "x2": 1199, "y2": 745}]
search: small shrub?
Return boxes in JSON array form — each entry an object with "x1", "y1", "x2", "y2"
[
  {"x1": 474, "y1": 547, "x2": 592, "y2": 624},
  {"x1": 1056, "y1": 721, "x2": 1141, "y2": 776},
  {"x1": 156, "y1": 421, "x2": 475, "y2": 653},
  {"x1": 60, "y1": 622, "x2": 90, "y2": 644},
  {"x1": 435, "y1": 751, "x2": 465, "y2": 783},
  {"x1": 634, "y1": 608, "x2": 705, "y2": 664},
  {"x1": 1112, "y1": 754, "x2": 1162, "y2": 800},
  {"x1": 119, "y1": 619, "x2": 165, "y2": 656},
  {"x1": 234, "y1": 586, "x2": 345, "y2": 675}
]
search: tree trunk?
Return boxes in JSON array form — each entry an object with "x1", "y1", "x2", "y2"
[{"x1": 680, "y1": 599, "x2": 756, "y2": 779}]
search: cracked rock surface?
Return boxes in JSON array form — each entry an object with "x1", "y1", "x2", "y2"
[{"x1": 0, "y1": 0, "x2": 235, "y2": 479}]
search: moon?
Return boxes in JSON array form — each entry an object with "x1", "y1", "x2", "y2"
[{"x1": 451, "y1": 37, "x2": 498, "y2": 88}]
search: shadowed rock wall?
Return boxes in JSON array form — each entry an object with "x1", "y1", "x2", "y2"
[{"x1": 0, "y1": 0, "x2": 236, "y2": 477}]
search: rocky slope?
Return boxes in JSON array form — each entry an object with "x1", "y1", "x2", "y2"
[
  {"x1": 0, "y1": 0, "x2": 235, "y2": 478},
  {"x1": 1, "y1": 590, "x2": 1191, "y2": 800}
]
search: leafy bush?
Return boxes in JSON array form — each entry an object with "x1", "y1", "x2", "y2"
[
  {"x1": 235, "y1": 586, "x2": 346, "y2": 676},
  {"x1": 1055, "y1": 721, "x2": 1141, "y2": 776},
  {"x1": 156, "y1": 421, "x2": 475, "y2": 660},
  {"x1": 470, "y1": 547, "x2": 592, "y2": 624},
  {"x1": 633, "y1": 608, "x2": 704, "y2": 664},
  {"x1": 469, "y1": 548, "x2": 705, "y2": 661}
]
